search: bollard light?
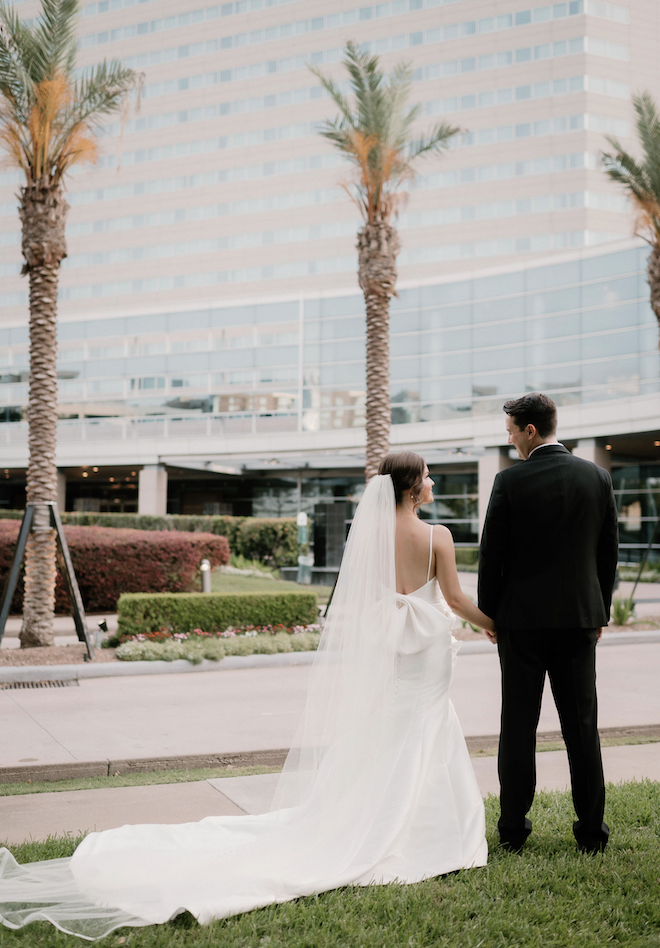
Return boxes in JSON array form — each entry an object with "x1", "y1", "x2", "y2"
[{"x1": 200, "y1": 558, "x2": 212, "y2": 593}]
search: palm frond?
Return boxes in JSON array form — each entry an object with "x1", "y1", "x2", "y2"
[
  {"x1": 0, "y1": 0, "x2": 139, "y2": 184},
  {"x1": 601, "y1": 93, "x2": 660, "y2": 244},
  {"x1": 0, "y1": 7, "x2": 36, "y2": 119},
  {"x1": 633, "y1": 92, "x2": 660, "y2": 201},
  {"x1": 406, "y1": 121, "x2": 461, "y2": 161},
  {"x1": 30, "y1": 0, "x2": 79, "y2": 83},
  {"x1": 308, "y1": 64, "x2": 354, "y2": 128},
  {"x1": 73, "y1": 59, "x2": 141, "y2": 123},
  {"x1": 309, "y1": 42, "x2": 460, "y2": 222}
]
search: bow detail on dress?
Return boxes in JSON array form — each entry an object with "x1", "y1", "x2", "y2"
[{"x1": 394, "y1": 589, "x2": 459, "y2": 656}]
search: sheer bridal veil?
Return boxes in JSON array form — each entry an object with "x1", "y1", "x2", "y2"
[
  {"x1": 271, "y1": 472, "x2": 398, "y2": 809},
  {"x1": 0, "y1": 475, "x2": 411, "y2": 940}
]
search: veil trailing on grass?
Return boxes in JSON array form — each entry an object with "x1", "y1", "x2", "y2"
[{"x1": 0, "y1": 475, "x2": 425, "y2": 940}]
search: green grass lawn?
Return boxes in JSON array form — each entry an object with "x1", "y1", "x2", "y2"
[
  {"x1": 1, "y1": 781, "x2": 659, "y2": 947},
  {"x1": 211, "y1": 571, "x2": 334, "y2": 605}
]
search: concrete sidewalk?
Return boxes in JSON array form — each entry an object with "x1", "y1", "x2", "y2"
[{"x1": 2, "y1": 743, "x2": 659, "y2": 845}]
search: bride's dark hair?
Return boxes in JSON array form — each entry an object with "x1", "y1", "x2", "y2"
[{"x1": 377, "y1": 452, "x2": 426, "y2": 506}]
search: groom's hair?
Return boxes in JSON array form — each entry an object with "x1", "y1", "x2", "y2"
[
  {"x1": 503, "y1": 392, "x2": 557, "y2": 437},
  {"x1": 378, "y1": 452, "x2": 426, "y2": 506}
]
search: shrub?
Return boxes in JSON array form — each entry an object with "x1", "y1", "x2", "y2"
[
  {"x1": 611, "y1": 596, "x2": 635, "y2": 625},
  {"x1": 231, "y1": 518, "x2": 298, "y2": 567},
  {"x1": 455, "y1": 547, "x2": 479, "y2": 567},
  {"x1": 0, "y1": 511, "x2": 298, "y2": 567},
  {"x1": 0, "y1": 521, "x2": 229, "y2": 614},
  {"x1": 116, "y1": 591, "x2": 318, "y2": 637}
]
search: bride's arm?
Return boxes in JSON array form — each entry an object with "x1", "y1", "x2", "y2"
[{"x1": 432, "y1": 525, "x2": 495, "y2": 634}]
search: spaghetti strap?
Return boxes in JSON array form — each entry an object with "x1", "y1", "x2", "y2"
[{"x1": 426, "y1": 523, "x2": 433, "y2": 583}]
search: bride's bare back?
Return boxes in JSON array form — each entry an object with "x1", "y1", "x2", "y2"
[
  {"x1": 378, "y1": 451, "x2": 494, "y2": 631},
  {"x1": 394, "y1": 513, "x2": 493, "y2": 635},
  {"x1": 394, "y1": 516, "x2": 436, "y2": 595}
]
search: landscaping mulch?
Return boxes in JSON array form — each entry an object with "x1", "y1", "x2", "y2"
[{"x1": 0, "y1": 644, "x2": 118, "y2": 666}]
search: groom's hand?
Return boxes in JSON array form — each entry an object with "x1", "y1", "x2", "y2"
[
  {"x1": 484, "y1": 628, "x2": 497, "y2": 644},
  {"x1": 596, "y1": 627, "x2": 603, "y2": 643}
]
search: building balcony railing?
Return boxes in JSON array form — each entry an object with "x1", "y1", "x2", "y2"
[{"x1": 0, "y1": 411, "x2": 300, "y2": 443}]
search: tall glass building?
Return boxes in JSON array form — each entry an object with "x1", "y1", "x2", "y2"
[{"x1": 0, "y1": 0, "x2": 655, "y2": 318}]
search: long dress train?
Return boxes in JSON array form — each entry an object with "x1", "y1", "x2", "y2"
[{"x1": 0, "y1": 477, "x2": 487, "y2": 940}]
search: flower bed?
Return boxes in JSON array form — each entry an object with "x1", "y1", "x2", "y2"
[{"x1": 114, "y1": 623, "x2": 322, "y2": 663}]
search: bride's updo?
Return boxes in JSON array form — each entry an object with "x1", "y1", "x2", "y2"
[{"x1": 377, "y1": 452, "x2": 426, "y2": 506}]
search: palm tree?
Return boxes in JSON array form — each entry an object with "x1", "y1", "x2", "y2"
[
  {"x1": 601, "y1": 92, "x2": 660, "y2": 344},
  {"x1": 0, "y1": 0, "x2": 139, "y2": 646},
  {"x1": 311, "y1": 42, "x2": 460, "y2": 480}
]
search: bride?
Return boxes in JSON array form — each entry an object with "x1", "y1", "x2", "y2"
[{"x1": 0, "y1": 451, "x2": 495, "y2": 940}]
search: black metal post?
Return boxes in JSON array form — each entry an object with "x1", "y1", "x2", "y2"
[
  {"x1": 0, "y1": 504, "x2": 35, "y2": 643},
  {"x1": 49, "y1": 503, "x2": 94, "y2": 660},
  {"x1": 0, "y1": 502, "x2": 93, "y2": 659}
]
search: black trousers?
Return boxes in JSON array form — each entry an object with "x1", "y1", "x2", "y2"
[{"x1": 497, "y1": 628, "x2": 609, "y2": 850}]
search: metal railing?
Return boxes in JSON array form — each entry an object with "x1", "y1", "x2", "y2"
[{"x1": 0, "y1": 411, "x2": 299, "y2": 444}]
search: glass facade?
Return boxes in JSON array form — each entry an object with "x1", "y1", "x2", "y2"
[
  {"x1": 1, "y1": 243, "x2": 657, "y2": 434},
  {"x1": 613, "y1": 465, "x2": 660, "y2": 565}
]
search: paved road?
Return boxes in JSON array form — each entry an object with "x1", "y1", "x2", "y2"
[{"x1": 3, "y1": 642, "x2": 659, "y2": 770}]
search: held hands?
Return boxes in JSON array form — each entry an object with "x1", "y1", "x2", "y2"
[{"x1": 484, "y1": 627, "x2": 497, "y2": 645}]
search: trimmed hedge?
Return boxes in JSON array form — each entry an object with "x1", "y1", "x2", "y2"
[
  {"x1": 455, "y1": 548, "x2": 479, "y2": 567},
  {"x1": 0, "y1": 520, "x2": 229, "y2": 614},
  {"x1": 117, "y1": 591, "x2": 318, "y2": 637},
  {"x1": 0, "y1": 511, "x2": 298, "y2": 567}
]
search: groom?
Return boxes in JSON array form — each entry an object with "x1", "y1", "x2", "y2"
[{"x1": 478, "y1": 393, "x2": 618, "y2": 853}]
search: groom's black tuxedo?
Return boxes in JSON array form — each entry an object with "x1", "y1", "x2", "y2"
[
  {"x1": 478, "y1": 443, "x2": 618, "y2": 629},
  {"x1": 478, "y1": 443, "x2": 619, "y2": 853}
]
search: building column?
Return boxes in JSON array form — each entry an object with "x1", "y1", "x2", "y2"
[
  {"x1": 572, "y1": 438, "x2": 611, "y2": 473},
  {"x1": 138, "y1": 464, "x2": 168, "y2": 516},
  {"x1": 478, "y1": 446, "x2": 514, "y2": 537},
  {"x1": 56, "y1": 470, "x2": 67, "y2": 511}
]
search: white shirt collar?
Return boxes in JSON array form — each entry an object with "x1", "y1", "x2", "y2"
[{"x1": 528, "y1": 441, "x2": 561, "y2": 458}]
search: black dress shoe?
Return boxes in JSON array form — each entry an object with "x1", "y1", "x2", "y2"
[
  {"x1": 499, "y1": 838, "x2": 527, "y2": 854},
  {"x1": 498, "y1": 817, "x2": 532, "y2": 853},
  {"x1": 574, "y1": 820, "x2": 609, "y2": 854},
  {"x1": 577, "y1": 840, "x2": 607, "y2": 854}
]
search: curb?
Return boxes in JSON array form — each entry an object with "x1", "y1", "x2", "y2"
[
  {"x1": 0, "y1": 748, "x2": 289, "y2": 785},
  {"x1": 0, "y1": 650, "x2": 317, "y2": 683},
  {"x1": 457, "y1": 630, "x2": 660, "y2": 654},
  {"x1": 1, "y1": 631, "x2": 658, "y2": 682},
  {"x1": 2, "y1": 725, "x2": 658, "y2": 786}
]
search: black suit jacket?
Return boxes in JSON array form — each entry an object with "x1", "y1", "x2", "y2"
[{"x1": 478, "y1": 444, "x2": 619, "y2": 630}]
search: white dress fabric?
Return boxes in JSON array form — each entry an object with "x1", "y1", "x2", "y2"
[{"x1": 0, "y1": 478, "x2": 487, "y2": 941}]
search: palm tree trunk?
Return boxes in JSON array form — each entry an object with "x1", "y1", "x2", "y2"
[
  {"x1": 647, "y1": 243, "x2": 660, "y2": 345},
  {"x1": 18, "y1": 178, "x2": 68, "y2": 647},
  {"x1": 357, "y1": 219, "x2": 401, "y2": 481}
]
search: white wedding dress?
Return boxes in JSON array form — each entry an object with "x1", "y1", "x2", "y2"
[{"x1": 0, "y1": 477, "x2": 487, "y2": 940}]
